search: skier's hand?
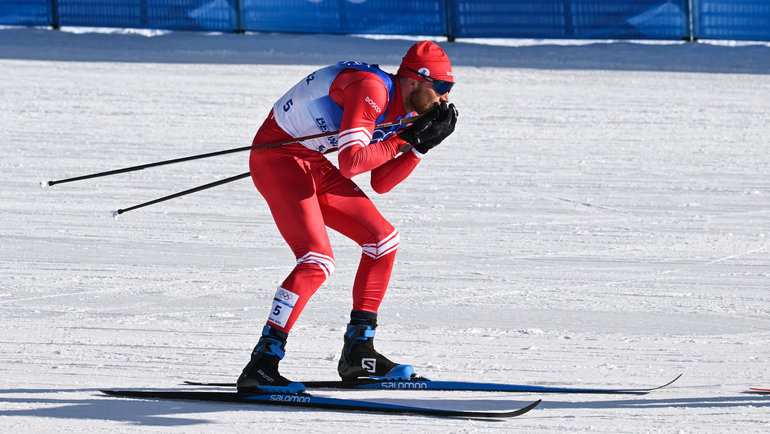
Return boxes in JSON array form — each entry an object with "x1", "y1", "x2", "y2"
[
  {"x1": 398, "y1": 104, "x2": 441, "y2": 151},
  {"x1": 412, "y1": 102, "x2": 458, "y2": 154},
  {"x1": 399, "y1": 102, "x2": 458, "y2": 154}
]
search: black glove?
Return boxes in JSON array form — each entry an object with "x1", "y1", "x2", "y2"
[
  {"x1": 414, "y1": 102, "x2": 458, "y2": 154},
  {"x1": 399, "y1": 102, "x2": 458, "y2": 154},
  {"x1": 398, "y1": 104, "x2": 441, "y2": 151}
]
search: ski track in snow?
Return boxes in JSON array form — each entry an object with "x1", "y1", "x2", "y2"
[{"x1": 1, "y1": 28, "x2": 769, "y2": 432}]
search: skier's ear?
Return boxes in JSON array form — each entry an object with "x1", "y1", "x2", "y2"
[{"x1": 401, "y1": 76, "x2": 421, "y2": 91}]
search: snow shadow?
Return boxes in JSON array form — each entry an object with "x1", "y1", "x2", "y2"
[
  {"x1": 540, "y1": 395, "x2": 770, "y2": 411},
  {"x1": 0, "y1": 390, "x2": 215, "y2": 426},
  {"x1": 1, "y1": 27, "x2": 769, "y2": 74}
]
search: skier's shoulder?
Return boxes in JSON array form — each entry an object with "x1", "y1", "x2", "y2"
[
  {"x1": 333, "y1": 62, "x2": 391, "y2": 90},
  {"x1": 330, "y1": 64, "x2": 391, "y2": 107}
]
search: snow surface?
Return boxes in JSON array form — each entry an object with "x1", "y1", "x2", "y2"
[{"x1": 1, "y1": 27, "x2": 770, "y2": 432}]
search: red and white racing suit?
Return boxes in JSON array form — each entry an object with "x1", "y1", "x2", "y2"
[{"x1": 249, "y1": 62, "x2": 422, "y2": 333}]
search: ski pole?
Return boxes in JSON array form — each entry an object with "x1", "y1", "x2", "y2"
[
  {"x1": 111, "y1": 171, "x2": 252, "y2": 219},
  {"x1": 42, "y1": 115, "x2": 420, "y2": 190}
]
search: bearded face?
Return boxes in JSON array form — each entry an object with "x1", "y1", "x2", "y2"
[{"x1": 407, "y1": 82, "x2": 443, "y2": 114}]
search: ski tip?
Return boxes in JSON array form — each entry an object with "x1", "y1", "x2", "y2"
[
  {"x1": 496, "y1": 399, "x2": 542, "y2": 414},
  {"x1": 748, "y1": 387, "x2": 770, "y2": 393},
  {"x1": 638, "y1": 373, "x2": 682, "y2": 393},
  {"x1": 503, "y1": 398, "x2": 542, "y2": 418},
  {"x1": 523, "y1": 398, "x2": 542, "y2": 412},
  {"x1": 588, "y1": 373, "x2": 683, "y2": 395},
  {"x1": 662, "y1": 373, "x2": 683, "y2": 388},
  {"x1": 40, "y1": 180, "x2": 51, "y2": 191},
  {"x1": 442, "y1": 399, "x2": 542, "y2": 419}
]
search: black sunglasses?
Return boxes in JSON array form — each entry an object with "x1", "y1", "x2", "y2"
[{"x1": 406, "y1": 67, "x2": 454, "y2": 95}]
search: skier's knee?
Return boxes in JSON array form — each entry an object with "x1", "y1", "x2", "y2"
[
  {"x1": 296, "y1": 251, "x2": 336, "y2": 277},
  {"x1": 361, "y1": 229, "x2": 399, "y2": 259}
]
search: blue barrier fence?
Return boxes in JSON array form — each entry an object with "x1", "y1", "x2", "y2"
[{"x1": 1, "y1": 0, "x2": 769, "y2": 41}]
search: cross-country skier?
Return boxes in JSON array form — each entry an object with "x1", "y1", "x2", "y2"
[{"x1": 238, "y1": 41, "x2": 458, "y2": 393}]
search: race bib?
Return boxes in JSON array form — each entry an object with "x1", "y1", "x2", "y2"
[{"x1": 267, "y1": 287, "x2": 300, "y2": 328}]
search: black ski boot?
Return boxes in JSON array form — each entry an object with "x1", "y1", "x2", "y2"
[
  {"x1": 338, "y1": 310, "x2": 415, "y2": 381},
  {"x1": 237, "y1": 325, "x2": 305, "y2": 394}
]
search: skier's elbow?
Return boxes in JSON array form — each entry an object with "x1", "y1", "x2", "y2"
[
  {"x1": 339, "y1": 164, "x2": 359, "y2": 180},
  {"x1": 370, "y1": 179, "x2": 393, "y2": 194}
]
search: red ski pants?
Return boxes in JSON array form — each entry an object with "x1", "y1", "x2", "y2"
[{"x1": 249, "y1": 143, "x2": 398, "y2": 333}]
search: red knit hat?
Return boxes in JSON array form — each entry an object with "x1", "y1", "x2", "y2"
[{"x1": 397, "y1": 41, "x2": 454, "y2": 83}]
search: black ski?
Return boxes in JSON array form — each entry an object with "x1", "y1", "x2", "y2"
[
  {"x1": 100, "y1": 389, "x2": 540, "y2": 418},
  {"x1": 184, "y1": 373, "x2": 682, "y2": 395}
]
